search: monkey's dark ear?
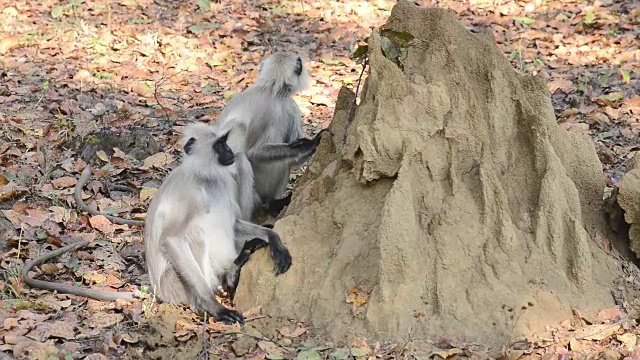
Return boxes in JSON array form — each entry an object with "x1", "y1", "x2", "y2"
[
  {"x1": 294, "y1": 57, "x2": 303, "y2": 76},
  {"x1": 184, "y1": 137, "x2": 196, "y2": 155},
  {"x1": 220, "y1": 131, "x2": 230, "y2": 142}
]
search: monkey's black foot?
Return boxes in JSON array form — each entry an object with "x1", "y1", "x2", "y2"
[
  {"x1": 268, "y1": 194, "x2": 292, "y2": 217},
  {"x1": 271, "y1": 246, "x2": 292, "y2": 275},
  {"x1": 214, "y1": 308, "x2": 244, "y2": 325}
]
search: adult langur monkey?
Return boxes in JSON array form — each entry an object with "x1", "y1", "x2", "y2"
[
  {"x1": 144, "y1": 122, "x2": 291, "y2": 324},
  {"x1": 23, "y1": 123, "x2": 291, "y2": 324},
  {"x1": 216, "y1": 52, "x2": 331, "y2": 218}
]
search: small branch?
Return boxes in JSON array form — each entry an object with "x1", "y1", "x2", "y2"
[
  {"x1": 198, "y1": 312, "x2": 210, "y2": 360},
  {"x1": 341, "y1": 57, "x2": 368, "y2": 145},
  {"x1": 154, "y1": 70, "x2": 171, "y2": 124}
]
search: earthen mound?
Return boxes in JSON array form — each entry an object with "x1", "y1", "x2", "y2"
[
  {"x1": 607, "y1": 156, "x2": 640, "y2": 256},
  {"x1": 235, "y1": 1, "x2": 625, "y2": 348}
]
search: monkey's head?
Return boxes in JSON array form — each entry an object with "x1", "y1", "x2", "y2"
[
  {"x1": 255, "y1": 52, "x2": 309, "y2": 98},
  {"x1": 182, "y1": 122, "x2": 236, "y2": 168}
]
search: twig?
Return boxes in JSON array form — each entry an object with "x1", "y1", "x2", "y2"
[
  {"x1": 245, "y1": 315, "x2": 267, "y2": 322},
  {"x1": 154, "y1": 70, "x2": 171, "y2": 125},
  {"x1": 74, "y1": 166, "x2": 145, "y2": 226},
  {"x1": 108, "y1": 184, "x2": 138, "y2": 193},
  {"x1": 198, "y1": 312, "x2": 210, "y2": 360},
  {"x1": 236, "y1": 329, "x2": 275, "y2": 343},
  {"x1": 341, "y1": 57, "x2": 368, "y2": 145},
  {"x1": 22, "y1": 240, "x2": 137, "y2": 301},
  {"x1": 575, "y1": 317, "x2": 630, "y2": 340}
]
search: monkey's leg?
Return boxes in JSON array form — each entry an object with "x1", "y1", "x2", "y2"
[
  {"x1": 234, "y1": 220, "x2": 292, "y2": 275},
  {"x1": 164, "y1": 237, "x2": 244, "y2": 325},
  {"x1": 223, "y1": 238, "x2": 268, "y2": 300},
  {"x1": 267, "y1": 193, "x2": 292, "y2": 217}
]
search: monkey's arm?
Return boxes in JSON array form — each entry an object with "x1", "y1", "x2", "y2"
[
  {"x1": 74, "y1": 167, "x2": 145, "y2": 226},
  {"x1": 234, "y1": 220, "x2": 292, "y2": 275},
  {"x1": 222, "y1": 238, "x2": 268, "y2": 300},
  {"x1": 22, "y1": 240, "x2": 137, "y2": 301},
  {"x1": 247, "y1": 129, "x2": 331, "y2": 165},
  {"x1": 162, "y1": 236, "x2": 244, "y2": 325},
  {"x1": 235, "y1": 154, "x2": 259, "y2": 221}
]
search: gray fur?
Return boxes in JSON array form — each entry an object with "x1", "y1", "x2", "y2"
[
  {"x1": 216, "y1": 52, "x2": 320, "y2": 209},
  {"x1": 145, "y1": 122, "x2": 244, "y2": 323},
  {"x1": 145, "y1": 122, "x2": 291, "y2": 323}
]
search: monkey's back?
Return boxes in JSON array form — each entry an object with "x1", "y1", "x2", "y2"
[
  {"x1": 218, "y1": 88, "x2": 304, "y2": 202},
  {"x1": 144, "y1": 163, "x2": 240, "y2": 307}
]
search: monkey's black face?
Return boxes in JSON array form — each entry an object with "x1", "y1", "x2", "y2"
[
  {"x1": 213, "y1": 133, "x2": 235, "y2": 166},
  {"x1": 294, "y1": 57, "x2": 303, "y2": 76}
]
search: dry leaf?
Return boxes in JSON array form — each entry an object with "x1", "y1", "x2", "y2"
[
  {"x1": 73, "y1": 69, "x2": 92, "y2": 81},
  {"x1": 346, "y1": 286, "x2": 370, "y2": 315},
  {"x1": 89, "y1": 215, "x2": 114, "y2": 233},
  {"x1": 569, "y1": 338, "x2": 584, "y2": 352},
  {"x1": 96, "y1": 150, "x2": 110, "y2": 162},
  {"x1": 596, "y1": 306, "x2": 623, "y2": 322},
  {"x1": 0, "y1": 36, "x2": 20, "y2": 54},
  {"x1": 48, "y1": 321, "x2": 76, "y2": 340},
  {"x1": 51, "y1": 176, "x2": 78, "y2": 189},
  {"x1": 129, "y1": 82, "x2": 153, "y2": 97},
  {"x1": 112, "y1": 148, "x2": 128, "y2": 159},
  {"x1": 140, "y1": 152, "x2": 174, "y2": 170},
  {"x1": 105, "y1": 274, "x2": 124, "y2": 288},
  {"x1": 87, "y1": 312, "x2": 124, "y2": 328},
  {"x1": 430, "y1": 348, "x2": 464, "y2": 359},
  {"x1": 603, "y1": 106, "x2": 621, "y2": 120},
  {"x1": 175, "y1": 318, "x2": 199, "y2": 331},
  {"x1": 49, "y1": 206, "x2": 71, "y2": 224},
  {"x1": 39, "y1": 264, "x2": 60, "y2": 276},
  {"x1": 561, "y1": 108, "x2": 579, "y2": 118},
  {"x1": 350, "y1": 338, "x2": 371, "y2": 357},
  {"x1": 548, "y1": 78, "x2": 573, "y2": 94},
  {"x1": 83, "y1": 271, "x2": 107, "y2": 285},
  {"x1": 0, "y1": 181, "x2": 28, "y2": 201},
  {"x1": 617, "y1": 333, "x2": 637, "y2": 347},
  {"x1": 3, "y1": 318, "x2": 19, "y2": 330},
  {"x1": 242, "y1": 306, "x2": 262, "y2": 318},
  {"x1": 0, "y1": 174, "x2": 8, "y2": 186},
  {"x1": 174, "y1": 329, "x2": 194, "y2": 341},
  {"x1": 139, "y1": 187, "x2": 157, "y2": 202},
  {"x1": 278, "y1": 325, "x2": 308, "y2": 338},
  {"x1": 257, "y1": 340, "x2": 286, "y2": 357},
  {"x1": 574, "y1": 323, "x2": 620, "y2": 341}
]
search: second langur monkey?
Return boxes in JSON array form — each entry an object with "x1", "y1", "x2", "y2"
[
  {"x1": 145, "y1": 122, "x2": 292, "y2": 324},
  {"x1": 216, "y1": 52, "x2": 331, "y2": 217}
]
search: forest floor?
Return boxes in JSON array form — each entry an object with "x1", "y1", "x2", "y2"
[{"x1": 0, "y1": 0, "x2": 639, "y2": 359}]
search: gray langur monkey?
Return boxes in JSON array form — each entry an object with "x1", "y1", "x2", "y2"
[
  {"x1": 216, "y1": 52, "x2": 331, "y2": 217},
  {"x1": 184, "y1": 123, "x2": 258, "y2": 222},
  {"x1": 145, "y1": 122, "x2": 292, "y2": 324}
]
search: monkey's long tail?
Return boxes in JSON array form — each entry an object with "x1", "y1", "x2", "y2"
[
  {"x1": 74, "y1": 166, "x2": 145, "y2": 226},
  {"x1": 22, "y1": 240, "x2": 137, "y2": 301}
]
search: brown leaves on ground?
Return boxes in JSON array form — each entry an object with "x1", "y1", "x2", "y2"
[
  {"x1": 505, "y1": 306, "x2": 640, "y2": 360},
  {"x1": 346, "y1": 285, "x2": 371, "y2": 316}
]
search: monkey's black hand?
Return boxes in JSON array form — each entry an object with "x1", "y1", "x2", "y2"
[
  {"x1": 313, "y1": 128, "x2": 333, "y2": 143},
  {"x1": 288, "y1": 128, "x2": 332, "y2": 150},
  {"x1": 214, "y1": 307, "x2": 245, "y2": 325},
  {"x1": 270, "y1": 246, "x2": 292, "y2": 275}
]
